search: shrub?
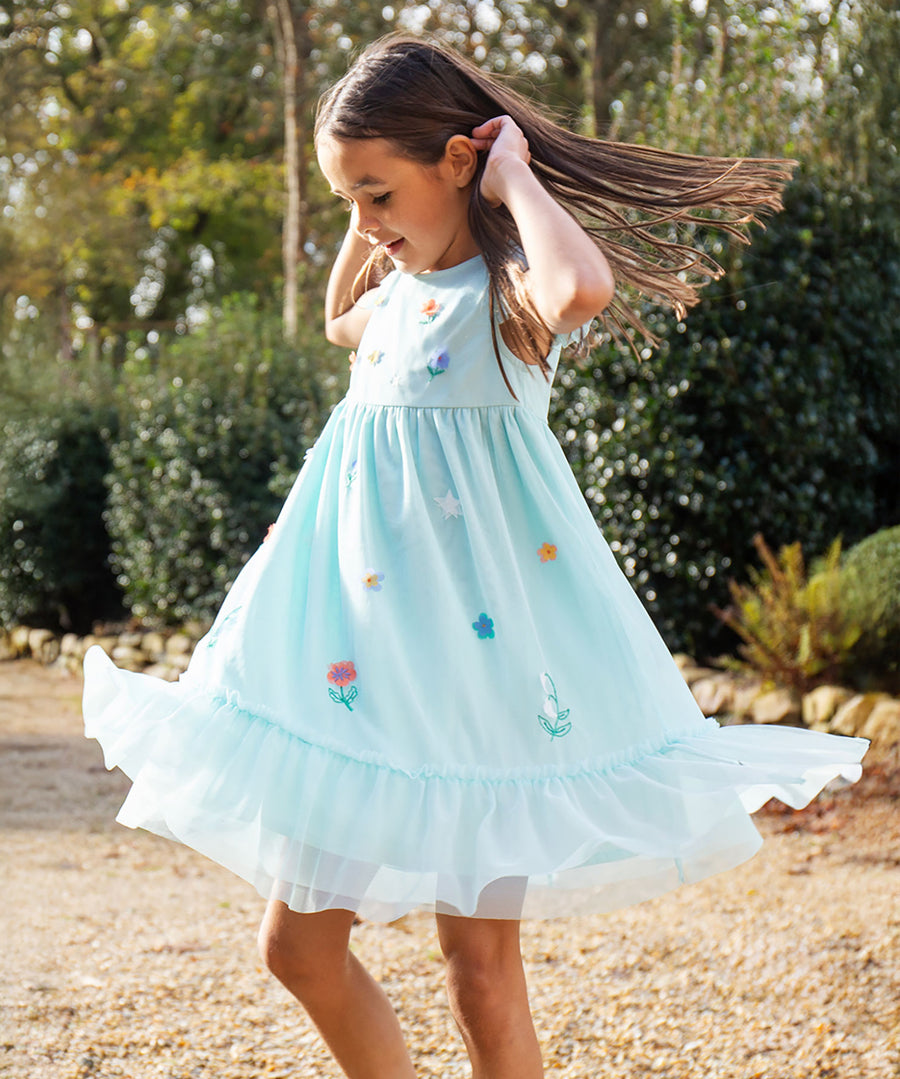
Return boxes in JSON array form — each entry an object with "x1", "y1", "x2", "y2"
[
  {"x1": 841, "y1": 525, "x2": 900, "y2": 683},
  {"x1": 550, "y1": 174, "x2": 900, "y2": 655},
  {"x1": 105, "y1": 295, "x2": 344, "y2": 624},
  {"x1": 0, "y1": 404, "x2": 121, "y2": 632},
  {"x1": 711, "y1": 534, "x2": 861, "y2": 693}
]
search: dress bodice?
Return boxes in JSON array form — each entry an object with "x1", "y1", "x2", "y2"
[{"x1": 345, "y1": 254, "x2": 571, "y2": 418}]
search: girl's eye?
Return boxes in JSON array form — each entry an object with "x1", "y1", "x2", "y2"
[{"x1": 372, "y1": 192, "x2": 391, "y2": 206}]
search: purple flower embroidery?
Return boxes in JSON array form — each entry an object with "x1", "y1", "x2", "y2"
[
  {"x1": 426, "y1": 348, "x2": 450, "y2": 381},
  {"x1": 472, "y1": 612, "x2": 494, "y2": 639}
]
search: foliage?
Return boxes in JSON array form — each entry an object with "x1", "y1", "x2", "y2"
[
  {"x1": 0, "y1": 403, "x2": 120, "y2": 632},
  {"x1": 712, "y1": 534, "x2": 861, "y2": 693},
  {"x1": 840, "y1": 526, "x2": 900, "y2": 681},
  {"x1": 549, "y1": 174, "x2": 900, "y2": 655},
  {"x1": 104, "y1": 295, "x2": 344, "y2": 624}
]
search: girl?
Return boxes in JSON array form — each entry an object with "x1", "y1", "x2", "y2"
[{"x1": 83, "y1": 35, "x2": 867, "y2": 1079}]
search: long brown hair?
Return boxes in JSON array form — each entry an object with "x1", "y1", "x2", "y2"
[{"x1": 315, "y1": 34, "x2": 794, "y2": 384}]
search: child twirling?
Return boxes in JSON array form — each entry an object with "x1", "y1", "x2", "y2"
[{"x1": 83, "y1": 35, "x2": 867, "y2": 1079}]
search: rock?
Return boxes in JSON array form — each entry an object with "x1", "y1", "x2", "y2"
[
  {"x1": 143, "y1": 662, "x2": 181, "y2": 682},
  {"x1": 0, "y1": 629, "x2": 17, "y2": 661},
  {"x1": 182, "y1": 619, "x2": 210, "y2": 641},
  {"x1": 10, "y1": 626, "x2": 32, "y2": 656},
  {"x1": 141, "y1": 632, "x2": 167, "y2": 658},
  {"x1": 802, "y1": 685, "x2": 854, "y2": 731},
  {"x1": 60, "y1": 633, "x2": 83, "y2": 658},
  {"x1": 731, "y1": 678, "x2": 766, "y2": 719},
  {"x1": 671, "y1": 653, "x2": 695, "y2": 673},
  {"x1": 164, "y1": 652, "x2": 191, "y2": 673},
  {"x1": 94, "y1": 636, "x2": 118, "y2": 656},
  {"x1": 859, "y1": 699, "x2": 900, "y2": 749},
  {"x1": 111, "y1": 645, "x2": 146, "y2": 671},
  {"x1": 830, "y1": 693, "x2": 891, "y2": 737},
  {"x1": 678, "y1": 665, "x2": 718, "y2": 687},
  {"x1": 28, "y1": 629, "x2": 60, "y2": 665},
  {"x1": 751, "y1": 687, "x2": 801, "y2": 725},
  {"x1": 117, "y1": 631, "x2": 144, "y2": 648},
  {"x1": 691, "y1": 675, "x2": 736, "y2": 717},
  {"x1": 165, "y1": 632, "x2": 193, "y2": 656}
]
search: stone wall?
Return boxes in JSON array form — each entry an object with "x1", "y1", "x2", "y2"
[{"x1": 2, "y1": 624, "x2": 897, "y2": 751}]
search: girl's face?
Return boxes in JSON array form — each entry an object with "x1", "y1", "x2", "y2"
[{"x1": 317, "y1": 135, "x2": 479, "y2": 274}]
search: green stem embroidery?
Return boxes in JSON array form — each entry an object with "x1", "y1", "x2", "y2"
[
  {"x1": 538, "y1": 673, "x2": 571, "y2": 738},
  {"x1": 328, "y1": 685, "x2": 358, "y2": 711}
]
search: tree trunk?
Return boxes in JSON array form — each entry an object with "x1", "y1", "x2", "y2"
[{"x1": 269, "y1": 0, "x2": 310, "y2": 343}]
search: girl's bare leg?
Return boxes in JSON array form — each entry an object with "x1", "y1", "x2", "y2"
[
  {"x1": 436, "y1": 914, "x2": 543, "y2": 1079},
  {"x1": 258, "y1": 900, "x2": 415, "y2": 1079}
]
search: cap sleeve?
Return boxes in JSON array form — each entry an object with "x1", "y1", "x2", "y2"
[{"x1": 355, "y1": 271, "x2": 398, "y2": 310}]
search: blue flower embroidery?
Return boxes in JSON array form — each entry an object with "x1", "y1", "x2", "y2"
[
  {"x1": 472, "y1": 612, "x2": 494, "y2": 639},
  {"x1": 538, "y1": 673, "x2": 572, "y2": 738},
  {"x1": 362, "y1": 570, "x2": 384, "y2": 591},
  {"x1": 346, "y1": 458, "x2": 358, "y2": 488},
  {"x1": 426, "y1": 348, "x2": 450, "y2": 381},
  {"x1": 367, "y1": 349, "x2": 385, "y2": 365}
]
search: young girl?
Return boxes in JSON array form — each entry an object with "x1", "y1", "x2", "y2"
[{"x1": 83, "y1": 35, "x2": 867, "y2": 1079}]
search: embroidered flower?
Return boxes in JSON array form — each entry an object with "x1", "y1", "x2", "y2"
[
  {"x1": 538, "y1": 672, "x2": 571, "y2": 739},
  {"x1": 346, "y1": 458, "x2": 358, "y2": 488},
  {"x1": 362, "y1": 570, "x2": 384, "y2": 591},
  {"x1": 426, "y1": 348, "x2": 450, "y2": 381},
  {"x1": 538, "y1": 543, "x2": 558, "y2": 562},
  {"x1": 420, "y1": 298, "x2": 442, "y2": 323},
  {"x1": 472, "y1": 612, "x2": 495, "y2": 639},
  {"x1": 434, "y1": 490, "x2": 462, "y2": 519},
  {"x1": 327, "y1": 661, "x2": 358, "y2": 710},
  {"x1": 367, "y1": 349, "x2": 385, "y2": 365}
]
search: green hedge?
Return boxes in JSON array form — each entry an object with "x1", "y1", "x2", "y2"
[
  {"x1": 0, "y1": 405, "x2": 121, "y2": 632},
  {"x1": 549, "y1": 175, "x2": 900, "y2": 656},
  {"x1": 104, "y1": 296, "x2": 344, "y2": 625}
]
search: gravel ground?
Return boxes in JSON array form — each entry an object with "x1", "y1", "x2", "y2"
[{"x1": 1, "y1": 658, "x2": 898, "y2": 1079}]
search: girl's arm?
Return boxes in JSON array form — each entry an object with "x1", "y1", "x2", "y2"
[
  {"x1": 472, "y1": 116, "x2": 615, "y2": 334},
  {"x1": 324, "y1": 220, "x2": 377, "y2": 348}
]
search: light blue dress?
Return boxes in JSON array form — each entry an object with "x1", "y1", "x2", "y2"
[{"x1": 83, "y1": 254, "x2": 867, "y2": 921}]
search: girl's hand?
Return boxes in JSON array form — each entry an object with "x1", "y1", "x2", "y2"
[{"x1": 471, "y1": 115, "x2": 532, "y2": 207}]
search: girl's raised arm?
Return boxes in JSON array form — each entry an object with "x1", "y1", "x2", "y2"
[
  {"x1": 323, "y1": 220, "x2": 377, "y2": 349},
  {"x1": 472, "y1": 115, "x2": 615, "y2": 334}
]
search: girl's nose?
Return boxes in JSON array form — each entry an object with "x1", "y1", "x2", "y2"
[{"x1": 355, "y1": 209, "x2": 379, "y2": 236}]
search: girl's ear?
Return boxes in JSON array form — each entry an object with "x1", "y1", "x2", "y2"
[{"x1": 442, "y1": 135, "x2": 478, "y2": 188}]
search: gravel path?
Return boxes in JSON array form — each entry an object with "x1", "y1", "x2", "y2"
[{"x1": 1, "y1": 659, "x2": 898, "y2": 1079}]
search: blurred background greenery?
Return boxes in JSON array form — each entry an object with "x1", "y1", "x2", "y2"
[{"x1": 1, "y1": 0, "x2": 897, "y2": 677}]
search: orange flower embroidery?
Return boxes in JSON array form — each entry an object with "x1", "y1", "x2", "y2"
[
  {"x1": 420, "y1": 298, "x2": 442, "y2": 323},
  {"x1": 538, "y1": 543, "x2": 558, "y2": 562}
]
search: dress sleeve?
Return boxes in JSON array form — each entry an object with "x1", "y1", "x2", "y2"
[{"x1": 355, "y1": 271, "x2": 398, "y2": 310}]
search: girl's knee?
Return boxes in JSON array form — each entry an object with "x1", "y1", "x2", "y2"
[
  {"x1": 438, "y1": 918, "x2": 526, "y2": 1019},
  {"x1": 257, "y1": 902, "x2": 353, "y2": 989}
]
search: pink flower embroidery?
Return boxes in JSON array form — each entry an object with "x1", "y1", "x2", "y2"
[
  {"x1": 327, "y1": 661, "x2": 358, "y2": 710},
  {"x1": 420, "y1": 298, "x2": 442, "y2": 323},
  {"x1": 538, "y1": 543, "x2": 558, "y2": 562}
]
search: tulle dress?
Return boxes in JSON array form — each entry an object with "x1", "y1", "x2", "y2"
[{"x1": 82, "y1": 253, "x2": 867, "y2": 921}]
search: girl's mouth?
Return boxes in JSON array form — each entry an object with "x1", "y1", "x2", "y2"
[{"x1": 384, "y1": 239, "x2": 404, "y2": 256}]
